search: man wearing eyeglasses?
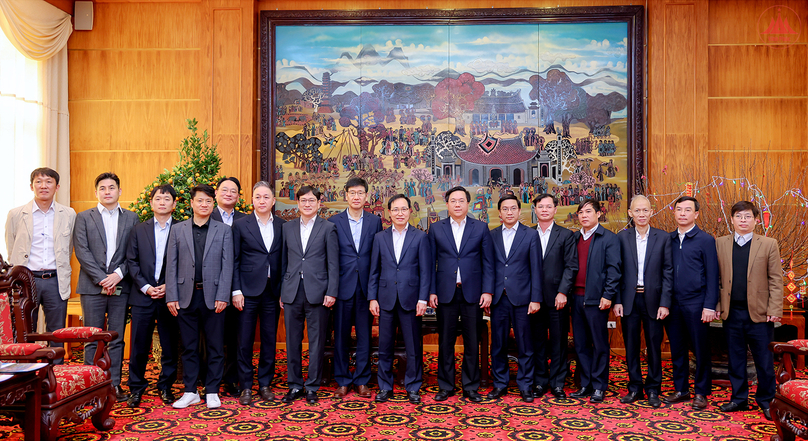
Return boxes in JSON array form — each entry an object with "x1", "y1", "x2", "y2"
[{"x1": 329, "y1": 177, "x2": 382, "y2": 399}]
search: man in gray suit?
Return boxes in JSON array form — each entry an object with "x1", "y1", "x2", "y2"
[
  {"x1": 166, "y1": 185, "x2": 233, "y2": 409},
  {"x1": 73, "y1": 172, "x2": 139, "y2": 401},
  {"x1": 280, "y1": 185, "x2": 339, "y2": 404}
]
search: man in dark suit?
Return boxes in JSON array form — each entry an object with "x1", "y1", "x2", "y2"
[
  {"x1": 614, "y1": 195, "x2": 673, "y2": 408},
  {"x1": 280, "y1": 185, "x2": 339, "y2": 404},
  {"x1": 329, "y1": 177, "x2": 382, "y2": 399},
  {"x1": 428, "y1": 186, "x2": 494, "y2": 402},
  {"x1": 211, "y1": 177, "x2": 247, "y2": 226},
  {"x1": 569, "y1": 198, "x2": 621, "y2": 404},
  {"x1": 73, "y1": 172, "x2": 140, "y2": 402},
  {"x1": 716, "y1": 201, "x2": 782, "y2": 420},
  {"x1": 125, "y1": 184, "x2": 180, "y2": 407},
  {"x1": 368, "y1": 194, "x2": 431, "y2": 404},
  {"x1": 166, "y1": 185, "x2": 233, "y2": 409},
  {"x1": 488, "y1": 195, "x2": 542, "y2": 402},
  {"x1": 663, "y1": 196, "x2": 719, "y2": 410},
  {"x1": 231, "y1": 181, "x2": 286, "y2": 405},
  {"x1": 531, "y1": 193, "x2": 577, "y2": 399}
]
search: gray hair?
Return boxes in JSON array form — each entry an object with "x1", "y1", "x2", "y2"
[
  {"x1": 252, "y1": 181, "x2": 274, "y2": 196},
  {"x1": 629, "y1": 194, "x2": 651, "y2": 209}
]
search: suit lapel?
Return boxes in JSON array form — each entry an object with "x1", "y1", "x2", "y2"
[
  {"x1": 145, "y1": 218, "x2": 156, "y2": 257},
  {"x1": 203, "y1": 222, "x2": 218, "y2": 261},
  {"x1": 644, "y1": 229, "x2": 656, "y2": 270},
  {"x1": 544, "y1": 224, "x2": 560, "y2": 255},
  {"x1": 90, "y1": 208, "x2": 107, "y2": 249},
  {"x1": 384, "y1": 228, "x2": 397, "y2": 262},
  {"x1": 398, "y1": 225, "x2": 417, "y2": 263},
  {"x1": 115, "y1": 209, "x2": 127, "y2": 251},
  {"x1": 247, "y1": 216, "x2": 268, "y2": 253},
  {"x1": 440, "y1": 220, "x2": 457, "y2": 254},
  {"x1": 359, "y1": 212, "x2": 373, "y2": 253},
  {"x1": 507, "y1": 224, "x2": 527, "y2": 261},
  {"x1": 747, "y1": 235, "x2": 762, "y2": 275},
  {"x1": 629, "y1": 228, "x2": 639, "y2": 269},
  {"x1": 335, "y1": 212, "x2": 356, "y2": 253},
  {"x1": 270, "y1": 217, "x2": 283, "y2": 254},
  {"x1": 23, "y1": 203, "x2": 33, "y2": 242},
  {"x1": 183, "y1": 222, "x2": 195, "y2": 264},
  {"x1": 457, "y1": 219, "x2": 473, "y2": 255},
  {"x1": 305, "y1": 217, "x2": 325, "y2": 257},
  {"x1": 492, "y1": 228, "x2": 506, "y2": 260}
]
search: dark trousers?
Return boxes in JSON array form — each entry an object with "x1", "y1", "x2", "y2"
[
  {"x1": 490, "y1": 296, "x2": 534, "y2": 390},
  {"x1": 570, "y1": 295, "x2": 610, "y2": 390},
  {"x1": 32, "y1": 276, "x2": 67, "y2": 364},
  {"x1": 377, "y1": 299, "x2": 423, "y2": 392},
  {"x1": 622, "y1": 292, "x2": 664, "y2": 394},
  {"x1": 237, "y1": 282, "x2": 281, "y2": 391},
  {"x1": 128, "y1": 300, "x2": 180, "y2": 394},
  {"x1": 666, "y1": 302, "x2": 711, "y2": 395},
  {"x1": 333, "y1": 287, "x2": 373, "y2": 387},
  {"x1": 222, "y1": 304, "x2": 240, "y2": 385},
  {"x1": 177, "y1": 288, "x2": 226, "y2": 394},
  {"x1": 284, "y1": 282, "x2": 329, "y2": 392},
  {"x1": 532, "y1": 305, "x2": 569, "y2": 389},
  {"x1": 725, "y1": 306, "x2": 776, "y2": 408},
  {"x1": 436, "y1": 285, "x2": 483, "y2": 391},
  {"x1": 81, "y1": 292, "x2": 129, "y2": 386}
]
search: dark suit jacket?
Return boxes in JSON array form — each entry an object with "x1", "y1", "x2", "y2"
[
  {"x1": 616, "y1": 227, "x2": 673, "y2": 316},
  {"x1": 280, "y1": 216, "x2": 339, "y2": 305},
  {"x1": 490, "y1": 223, "x2": 542, "y2": 306},
  {"x1": 536, "y1": 223, "x2": 578, "y2": 303},
  {"x1": 73, "y1": 206, "x2": 140, "y2": 295},
  {"x1": 367, "y1": 225, "x2": 431, "y2": 311},
  {"x1": 716, "y1": 233, "x2": 783, "y2": 322},
  {"x1": 428, "y1": 217, "x2": 494, "y2": 303},
  {"x1": 670, "y1": 224, "x2": 719, "y2": 309},
  {"x1": 126, "y1": 218, "x2": 172, "y2": 307},
  {"x1": 574, "y1": 224, "x2": 621, "y2": 304},
  {"x1": 232, "y1": 214, "x2": 286, "y2": 296},
  {"x1": 329, "y1": 210, "x2": 382, "y2": 299},
  {"x1": 210, "y1": 207, "x2": 247, "y2": 225}
]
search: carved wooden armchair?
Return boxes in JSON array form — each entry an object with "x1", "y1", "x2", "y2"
[
  {"x1": 0, "y1": 255, "x2": 117, "y2": 441},
  {"x1": 769, "y1": 340, "x2": 808, "y2": 441}
]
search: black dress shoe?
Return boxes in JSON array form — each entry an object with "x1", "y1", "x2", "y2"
[
  {"x1": 487, "y1": 387, "x2": 507, "y2": 399},
  {"x1": 648, "y1": 392, "x2": 661, "y2": 408},
  {"x1": 763, "y1": 407, "x2": 772, "y2": 420},
  {"x1": 551, "y1": 387, "x2": 566, "y2": 399},
  {"x1": 520, "y1": 389, "x2": 534, "y2": 402},
  {"x1": 159, "y1": 389, "x2": 175, "y2": 404},
  {"x1": 114, "y1": 385, "x2": 129, "y2": 402},
  {"x1": 662, "y1": 391, "x2": 691, "y2": 404},
  {"x1": 375, "y1": 390, "x2": 392, "y2": 402},
  {"x1": 532, "y1": 385, "x2": 547, "y2": 398},
  {"x1": 434, "y1": 389, "x2": 455, "y2": 401},
  {"x1": 127, "y1": 392, "x2": 142, "y2": 408},
  {"x1": 407, "y1": 391, "x2": 421, "y2": 404},
  {"x1": 569, "y1": 387, "x2": 593, "y2": 398},
  {"x1": 620, "y1": 390, "x2": 644, "y2": 404},
  {"x1": 305, "y1": 390, "x2": 318, "y2": 404},
  {"x1": 590, "y1": 389, "x2": 605, "y2": 403},
  {"x1": 719, "y1": 401, "x2": 748, "y2": 412},
  {"x1": 463, "y1": 390, "x2": 483, "y2": 402},
  {"x1": 281, "y1": 388, "x2": 305, "y2": 403},
  {"x1": 223, "y1": 382, "x2": 240, "y2": 398},
  {"x1": 259, "y1": 386, "x2": 275, "y2": 401},
  {"x1": 239, "y1": 390, "x2": 252, "y2": 405}
]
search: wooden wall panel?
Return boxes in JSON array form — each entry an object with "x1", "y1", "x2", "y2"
[
  {"x1": 709, "y1": 45, "x2": 807, "y2": 97},
  {"x1": 709, "y1": 0, "x2": 808, "y2": 45},
  {"x1": 708, "y1": 98, "x2": 808, "y2": 151},
  {"x1": 211, "y1": 10, "x2": 241, "y2": 136}
]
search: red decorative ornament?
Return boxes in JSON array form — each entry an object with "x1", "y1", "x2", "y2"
[{"x1": 763, "y1": 210, "x2": 771, "y2": 229}]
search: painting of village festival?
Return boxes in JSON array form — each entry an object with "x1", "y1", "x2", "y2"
[{"x1": 272, "y1": 23, "x2": 631, "y2": 230}]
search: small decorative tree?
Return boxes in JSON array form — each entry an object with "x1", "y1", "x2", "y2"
[{"x1": 129, "y1": 119, "x2": 251, "y2": 222}]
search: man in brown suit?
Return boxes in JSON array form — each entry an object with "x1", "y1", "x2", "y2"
[{"x1": 715, "y1": 200, "x2": 782, "y2": 420}]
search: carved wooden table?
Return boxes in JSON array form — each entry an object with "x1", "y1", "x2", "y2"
[{"x1": 0, "y1": 369, "x2": 43, "y2": 440}]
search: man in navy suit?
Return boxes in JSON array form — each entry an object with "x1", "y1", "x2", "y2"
[
  {"x1": 614, "y1": 195, "x2": 673, "y2": 408},
  {"x1": 329, "y1": 177, "x2": 382, "y2": 399},
  {"x1": 125, "y1": 184, "x2": 180, "y2": 407},
  {"x1": 531, "y1": 193, "x2": 578, "y2": 399},
  {"x1": 231, "y1": 181, "x2": 286, "y2": 405},
  {"x1": 569, "y1": 198, "x2": 621, "y2": 404},
  {"x1": 663, "y1": 196, "x2": 719, "y2": 410},
  {"x1": 368, "y1": 194, "x2": 431, "y2": 404},
  {"x1": 488, "y1": 195, "x2": 542, "y2": 402},
  {"x1": 428, "y1": 186, "x2": 494, "y2": 402}
]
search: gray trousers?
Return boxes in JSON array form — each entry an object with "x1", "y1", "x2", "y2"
[
  {"x1": 81, "y1": 292, "x2": 129, "y2": 386},
  {"x1": 32, "y1": 276, "x2": 67, "y2": 364}
]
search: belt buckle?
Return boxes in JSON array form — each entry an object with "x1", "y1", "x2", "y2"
[{"x1": 41, "y1": 272, "x2": 53, "y2": 279}]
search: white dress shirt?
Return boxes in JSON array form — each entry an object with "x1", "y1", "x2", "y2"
[
  {"x1": 392, "y1": 225, "x2": 407, "y2": 263},
  {"x1": 636, "y1": 228, "x2": 649, "y2": 286},
  {"x1": 141, "y1": 217, "x2": 172, "y2": 294},
  {"x1": 28, "y1": 200, "x2": 56, "y2": 271},
  {"x1": 734, "y1": 231, "x2": 753, "y2": 246},
  {"x1": 502, "y1": 222, "x2": 519, "y2": 258},
  {"x1": 300, "y1": 216, "x2": 316, "y2": 253},
  {"x1": 537, "y1": 222, "x2": 554, "y2": 258},
  {"x1": 450, "y1": 217, "x2": 467, "y2": 283},
  {"x1": 217, "y1": 206, "x2": 235, "y2": 226},
  {"x1": 581, "y1": 224, "x2": 599, "y2": 241},
  {"x1": 258, "y1": 213, "x2": 275, "y2": 276},
  {"x1": 98, "y1": 203, "x2": 124, "y2": 279}
]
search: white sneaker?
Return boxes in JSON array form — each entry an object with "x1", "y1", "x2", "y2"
[
  {"x1": 206, "y1": 393, "x2": 221, "y2": 408},
  {"x1": 172, "y1": 392, "x2": 201, "y2": 409}
]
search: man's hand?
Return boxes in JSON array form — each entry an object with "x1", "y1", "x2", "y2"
[
  {"x1": 480, "y1": 293, "x2": 492, "y2": 314},
  {"x1": 148, "y1": 285, "x2": 166, "y2": 299},
  {"x1": 323, "y1": 295, "x2": 336, "y2": 308},
  {"x1": 214, "y1": 301, "x2": 227, "y2": 313},
  {"x1": 657, "y1": 306, "x2": 670, "y2": 320},
  {"x1": 369, "y1": 300, "x2": 380, "y2": 317},
  {"x1": 767, "y1": 315, "x2": 782, "y2": 323},
  {"x1": 613, "y1": 304, "x2": 623, "y2": 317},
  {"x1": 555, "y1": 293, "x2": 567, "y2": 310},
  {"x1": 279, "y1": 300, "x2": 284, "y2": 310},
  {"x1": 416, "y1": 302, "x2": 427, "y2": 317},
  {"x1": 599, "y1": 297, "x2": 612, "y2": 310},
  {"x1": 701, "y1": 309, "x2": 717, "y2": 323},
  {"x1": 528, "y1": 302, "x2": 541, "y2": 314},
  {"x1": 233, "y1": 294, "x2": 245, "y2": 311},
  {"x1": 428, "y1": 294, "x2": 439, "y2": 309},
  {"x1": 167, "y1": 301, "x2": 179, "y2": 316},
  {"x1": 100, "y1": 273, "x2": 122, "y2": 292}
]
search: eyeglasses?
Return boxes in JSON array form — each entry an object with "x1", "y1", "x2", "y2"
[
  {"x1": 500, "y1": 207, "x2": 520, "y2": 213},
  {"x1": 347, "y1": 191, "x2": 366, "y2": 197},
  {"x1": 299, "y1": 198, "x2": 318, "y2": 205},
  {"x1": 733, "y1": 214, "x2": 754, "y2": 220},
  {"x1": 390, "y1": 208, "x2": 410, "y2": 214},
  {"x1": 219, "y1": 189, "x2": 239, "y2": 195}
]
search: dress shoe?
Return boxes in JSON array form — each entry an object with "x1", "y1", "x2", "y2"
[
  {"x1": 763, "y1": 407, "x2": 772, "y2": 420},
  {"x1": 487, "y1": 387, "x2": 507, "y2": 399},
  {"x1": 407, "y1": 391, "x2": 421, "y2": 404},
  {"x1": 551, "y1": 387, "x2": 566, "y2": 399},
  {"x1": 692, "y1": 394, "x2": 708, "y2": 409},
  {"x1": 375, "y1": 390, "x2": 392, "y2": 402},
  {"x1": 159, "y1": 389, "x2": 176, "y2": 404},
  {"x1": 590, "y1": 389, "x2": 605, "y2": 403},
  {"x1": 520, "y1": 389, "x2": 534, "y2": 403},
  {"x1": 569, "y1": 387, "x2": 594, "y2": 398},
  {"x1": 719, "y1": 401, "x2": 748, "y2": 412},
  {"x1": 334, "y1": 386, "x2": 350, "y2": 398},
  {"x1": 434, "y1": 389, "x2": 455, "y2": 401},
  {"x1": 463, "y1": 390, "x2": 483, "y2": 402},
  {"x1": 114, "y1": 385, "x2": 129, "y2": 402},
  {"x1": 172, "y1": 392, "x2": 201, "y2": 409},
  {"x1": 356, "y1": 385, "x2": 373, "y2": 398},
  {"x1": 662, "y1": 391, "x2": 691, "y2": 404},
  {"x1": 648, "y1": 392, "x2": 661, "y2": 408},
  {"x1": 238, "y1": 390, "x2": 252, "y2": 405},
  {"x1": 281, "y1": 388, "x2": 305, "y2": 403},
  {"x1": 223, "y1": 382, "x2": 239, "y2": 398},
  {"x1": 259, "y1": 386, "x2": 275, "y2": 401},
  {"x1": 305, "y1": 390, "x2": 318, "y2": 404},
  {"x1": 206, "y1": 393, "x2": 221, "y2": 409},
  {"x1": 127, "y1": 392, "x2": 143, "y2": 408},
  {"x1": 620, "y1": 390, "x2": 644, "y2": 404},
  {"x1": 532, "y1": 385, "x2": 547, "y2": 399}
]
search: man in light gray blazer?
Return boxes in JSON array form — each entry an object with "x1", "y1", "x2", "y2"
[
  {"x1": 280, "y1": 185, "x2": 339, "y2": 404},
  {"x1": 166, "y1": 185, "x2": 233, "y2": 409},
  {"x1": 73, "y1": 172, "x2": 139, "y2": 401}
]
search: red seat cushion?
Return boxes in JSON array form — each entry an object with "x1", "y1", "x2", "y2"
[
  {"x1": 52, "y1": 365, "x2": 108, "y2": 401},
  {"x1": 0, "y1": 292, "x2": 13, "y2": 345},
  {"x1": 52, "y1": 327, "x2": 102, "y2": 339},
  {"x1": 788, "y1": 339, "x2": 808, "y2": 349},
  {"x1": 780, "y1": 380, "x2": 808, "y2": 407},
  {"x1": 0, "y1": 343, "x2": 43, "y2": 356}
]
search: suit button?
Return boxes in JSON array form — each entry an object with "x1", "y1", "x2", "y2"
[
  {"x1": 397, "y1": 269, "x2": 399, "y2": 271},
  {"x1": 24, "y1": 254, "x2": 28, "y2": 259},
  {"x1": 395, "y1": 281, "x2": 397, "y2": 284},
  {"x1": 505, "y1": 277, "x2": 508, "y2": 280},
  {"x1": 302, "y1": 258, "x2": 305, "y2": 261},
  {"x1": 505, "y1": 264, "x2": 508, "y2": 267},
  {"x1": 355, "y1": 270, "x2": 359, "y2": 272}
]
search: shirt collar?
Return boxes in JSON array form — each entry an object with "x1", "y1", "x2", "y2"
[
  {"x1": 97, "y1": 202, "x2": 121, "y2": 214},
  {"x1": 503, "y1": 222, "x2": 520, "y2": 232},
  {"x1": 347, "y1": 210, "x2": 363, "y2": 223},
  {"x1": 581, "y1": 224, "x2": 599, "y2": 240},
  {"x1": 218, "y1": 206, "x2": 234, "y2": 217},
  {"x1": 537, "y1": 222, "x2": 554, "y2": 235},
  {"x1": 636, "y1": 228, "x2": 649, "y2": 241},
  {"x1": 154, "y1": 217, "x2": 172, "y2": 229},
  {"x1": 450, "y1": 217, "x2": 467, "y2": 228},
  {"x1": 255, "y1": 212, "x2": 274, "y2": 225},
  {"x1": 734, "y1": 232, "x2": 753, "y2": 244},
  {"x1": 300, "y1": 216, "x2": 316, "y2": 228},
  {"x1": 392, "y1": 224, "x2": 408, "y2": 235},
  {"x1": 32, "y1": 200, "x2": 55, "y2": 214},
  {"x1": 678, "y1": 225, "x2": 696, "y2": 236}
]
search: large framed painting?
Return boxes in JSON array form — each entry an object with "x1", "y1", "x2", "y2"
[{"x1": 259, "y1": 7, "x2": 644, "y2": 230}]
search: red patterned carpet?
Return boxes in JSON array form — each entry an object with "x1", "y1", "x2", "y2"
[{"x1": 0, "y1": 351, "x2": 777, "y2": 440}]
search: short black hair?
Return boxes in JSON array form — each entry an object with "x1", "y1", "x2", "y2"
[
  {"x1": 150, "y1": 184, "x2": 177, "y2": 201},
  {"x1": 345, "y1": 177, "x2": 369, "y2": 192},
  {"x1": 387, "y1": 194, "x2": 411, "y2": 210},
  {"x1": 674, "y1": 196, "x2": 700, "y2": 212},
  {"x1": 296, "y1": 185, "x2": 321, "y2": 200},
  {"x1": 532, "y1": 193, "x2": 558, "y2": 207},
  {"x1": 217, "y1": 176, "x2": 241, "y2": 192},
  {"x1": 190, "y1": 184, "x2": 216, "y2": 200},
  {"x1": 731, "y1": 200, "x2": 759, "y2": 218},
  {"x1": 577, "y1": 197, "x2": 601, "y2": 213},
  {"x1": 30, "y1": 167, "x2": 60, "y2": 185},
  {"x1": 444, "y1": 186, "x2": 471, "y2": 203},
  {"x1": 95, "y1": 172, "x2": 120, "y2": 188},
  {"x1": 498, "y1": 194, "x2": 521, "y2": 210}
]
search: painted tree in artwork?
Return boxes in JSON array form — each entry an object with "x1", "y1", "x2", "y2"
[
  {"x1": 302, "y1": 87, "x2": 325, "y2": 113},
  {"x1": 275, "y1": 132, "x2": 324, "y2": 167},
  {"x1": 431, "y1": 73, "x2": 484, "y2": 132},
  {"x1": 339, "y1": 92, "x2": 384, "y2": 130}
]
